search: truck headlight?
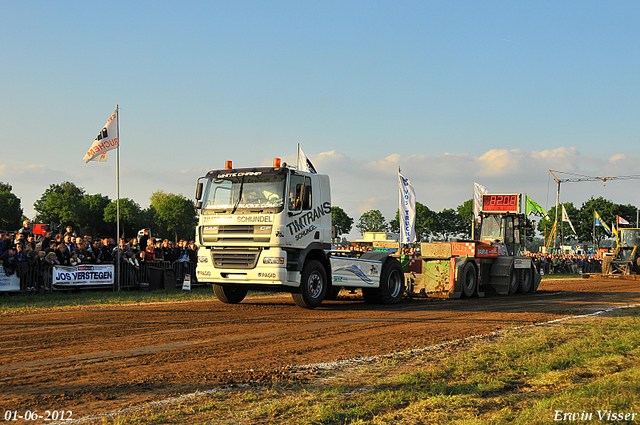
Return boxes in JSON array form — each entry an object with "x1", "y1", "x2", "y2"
[
  {"x1": 263, "y1": 257, "x2": 284, "y2": 265},
  {"x1": 198, "y1": 256, "x2": 209, "y2": 263}
]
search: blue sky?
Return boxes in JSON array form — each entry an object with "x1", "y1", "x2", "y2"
[{"x1": 2, "y1": 1, "x2": 640, "y2": 235}]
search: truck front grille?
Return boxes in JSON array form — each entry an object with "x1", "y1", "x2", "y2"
[
  {"x1": 201, "y1": 224, "x2": 272, "y2": 244},
  {"x1": 211, "y1": 247, "x2": 262, "y2": 269}
]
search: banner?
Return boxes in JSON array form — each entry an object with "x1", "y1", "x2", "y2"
[
  {"x1": 83, "y1": 110, "x2": 118, "y2": 163},
  {"x1": 526, "y1": 196, "x2": 548, "y2": 218},
  {"x1": 473, "y1": 182, "x2": 488, "y2": 221},
  {"x1": 594, "y1": 211, "x2": 612, "y2": 236},
  {"x1": 561, "y1": 204, "x2": 576, "y2": 234},
  {"x1": 297, "y1": 146, "x2": 317, "y2": 174},
  {"x1": 399, "y1": 169, "x2": 416, "y2": 244},
  {"x1": 617, "y1": 215, "x2": 630, "y2": 225},
  {"x1": 52, "y1": 264, "x2": 114, "y2": 287},
  {"x1": 0, "y1": 266, "x2": 21, "y2": 292}
]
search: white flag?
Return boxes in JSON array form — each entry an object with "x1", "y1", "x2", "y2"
[
  {"x1": 297, "y1": 146, "x2": 317, "y2": 174},
  {"x1": 473, "y1": 182, "x2": 488, "y2": 221},
  {"x1": 562, "y1": 204, "x2": 576, "y2": 234},
  {"x1": 83, "y1": 110, "x2": 118, "y2": 163},
  {"x1": 399, "y1": 169, "x2": 416, "y2": 244}
]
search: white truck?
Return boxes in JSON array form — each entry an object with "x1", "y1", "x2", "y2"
[{"x1": 194, "y1": 159, "x2": 405, "y2": 308}]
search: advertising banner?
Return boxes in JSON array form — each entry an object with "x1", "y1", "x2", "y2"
[
  {"x1": 52, "y1": 264, "x2": 114, "y2": 287},
  {"x1": 0, "y1": 266, "x2": 21, "y2": 292}
]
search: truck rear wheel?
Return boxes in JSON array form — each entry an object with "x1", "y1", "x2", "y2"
[
  {"x1": 378, "y1": 257, "x2": 405, "y2": 304},
  {"x1": 363, "y1": 257, "x2": 405, "y2": 304},
  {"x1": 517, "y1": 267, "x2": 533, "y2": 293},
  {"x1": 292, "y1": 260, "x2": 327, "y2": 309},
  {"x1": 213, "y1": 284, "x2": 248, "y2": 304},
  {"x1": 461, "y1": 262, "x2": 477, "y2": 297}
]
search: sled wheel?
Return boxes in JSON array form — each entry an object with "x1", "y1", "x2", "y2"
[{"x1": 462, "y1": 262, "x2": 477, "y2": 298}]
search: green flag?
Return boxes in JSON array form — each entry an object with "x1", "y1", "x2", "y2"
[{"x1": 526, "y1": 196, "x2": 548, "y2": 218}]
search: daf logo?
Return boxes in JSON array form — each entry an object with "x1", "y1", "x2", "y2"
[
  {"x1": 260, "y1": 226, "x2": 270, "y2": 231},
  {"x1": 203, "y1": 226, "x2": 218, "y2": 231}
]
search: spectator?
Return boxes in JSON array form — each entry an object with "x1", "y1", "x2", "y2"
[
  {"x1": 25, "y1": 234, "x2": 37, "y2": 251},
  {"x1": 41, "y1": 231, "x2": 52, "y2": 252},
  {"x1": 0, "y1": 246, "x2": 17, "y2": 276},
  {"x1": 129, "y1": 237, "x2": 140, "y2": 255},
  {"x1": 93, "y1": 239, "x2": 104, "y2": 264},
  {"x1": 63, "y1": 234, "x2": 76, "y2": 254},
  {"x1": 63, "y1": 226, "x2": 76, "y2": 240},
  {"x1": 45, "y1": 240, "x2": 57, "y2": 255},
  {"x1": 55, "y1": 244, "x2": 71, "y2": 266},
  {"x1": 101, "y1": 238, "x2": 113, "y2": 263},
  {"x1": 69, "y1": 250, "x2": 81, "y2": 266},
  {"x1": 139, "y1": 229, "x2": 150, "y2": 254},
  {"x1": 15, "y1": 243, "x2": 29, "y2": 290},
  {"x1": 17, "y1": 219, "x2": 32, "y2": 238},
  {"x1": 161, "y1": 239, "x2": 175, "y2": 262},
  {"x1": 187, "y1": 241, "x2": 198, "y2": 263}
]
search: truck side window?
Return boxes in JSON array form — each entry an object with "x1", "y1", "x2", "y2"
[{"x1": 289, "y1": 174, "x2": 312, "y2": 211}]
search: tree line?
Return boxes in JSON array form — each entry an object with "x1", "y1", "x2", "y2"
[
  {"x1": 2, "y1": 180, "x2": 636, "y2": 246},
  {"x1": 332, "y1": 199, "x2": 475, "y2": 242},
  {"x1": 334, "y1": 196, "x2": 638, "y2": 247},
  {"x1": 0, "y1": 181, "x2": 197, "y2": 241}
]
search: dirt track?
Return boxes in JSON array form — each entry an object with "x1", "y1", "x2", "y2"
[{"x1": 1, "y1": 277, "x2": 639, "y2": 422}]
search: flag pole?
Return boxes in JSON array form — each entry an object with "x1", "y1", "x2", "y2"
[
  {"x1": 471, "y1": 182, "x2": 475, "y2": 240},
  {"x1": 297, "y1": 143, "x2": 300, "y2": 169},
  {"x1": 115, "y1": 104, "x2": 121, "y2": 292},
  {"x1": 398, "y1": 166, "x2": 403, "y2": 255}
]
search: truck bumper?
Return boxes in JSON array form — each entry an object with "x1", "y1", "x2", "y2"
[{"x1": 196, "y1": 247, "x2": 299, "y2": 288}]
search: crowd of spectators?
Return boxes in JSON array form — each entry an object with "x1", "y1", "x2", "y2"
[
  {"x1": 0, "y1": 220, "x2": 198, "y2": 292},
  {"x1": 525, "y1": 252, "x2": 603, "y2": 275},
  {"x1": 331, "y1": 242, "x2": 603, "y2": 275}
]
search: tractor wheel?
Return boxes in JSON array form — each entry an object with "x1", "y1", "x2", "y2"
[
  {"x1": 292, "y1": 260, "x2": 327, "y2": 309},
  {"x1": 378, "y1": 257, "x2": 405, "y2": 304},
  {"x1": 517, "y1": 267, "x2": 533, "y2": 293},
  {"x1": 507, "y1": 265, "x2": 519, "y2": 295},
  {"x1": 461, "y1": 262, "x2": 477, "y2": 298},
  {"x1": 213, "y1": 284, "x2": 248, "y2": 304}
]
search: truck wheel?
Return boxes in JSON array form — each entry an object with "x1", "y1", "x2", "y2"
[
  {"x1": 292, "y1": 260, "x2": 327, "y2": 309},
  {"x1": 213, "y1": 284, "x2": 248, "y2": 304},
  {"x1": 508, "y1": 265, "x2": 519, "y2": 295},
  {"x1": 378, "y1": 257, "x2": 405, "y2": 304},
  {"x1": 461, "y1": 262, "x2": 477, "y2": 298},
  {"x1": 517, "y1": 267, "x2": 532, "y2": 293}
]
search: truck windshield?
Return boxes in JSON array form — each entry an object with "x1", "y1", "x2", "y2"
[
  {"x1": 619, "y1": 229, "x2": 640, "y2": 248},
  {"x1": 202, "y1": 173, "x2": 286, "y2": 213}
]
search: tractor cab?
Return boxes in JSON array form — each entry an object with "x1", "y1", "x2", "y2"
[
  {"x1": 479, "y1": 212, "x2": 523, "y2": 256},
  {"x1": 613, "y1": 228, "x2": 640, "y2": 270}
]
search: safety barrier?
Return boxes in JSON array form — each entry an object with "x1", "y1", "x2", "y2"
[{"x1": 1, "y1": 260, "x2": 201, "y2": 293}]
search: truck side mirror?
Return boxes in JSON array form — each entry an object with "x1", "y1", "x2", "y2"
[{"x1": 195, "y1": 182, "x2": 203, "y2": 200}]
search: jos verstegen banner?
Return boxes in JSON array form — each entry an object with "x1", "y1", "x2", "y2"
[
  {"x1": 399, "y1": 169, "x2": 416, "y2": 244},
  {"x1": 83, "y1": 109, "x2": 118, "y2": 163}
]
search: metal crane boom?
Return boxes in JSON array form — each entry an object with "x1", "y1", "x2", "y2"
[{"x1": 548, "y1": 170, "x2": 640, "y2": 247}]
